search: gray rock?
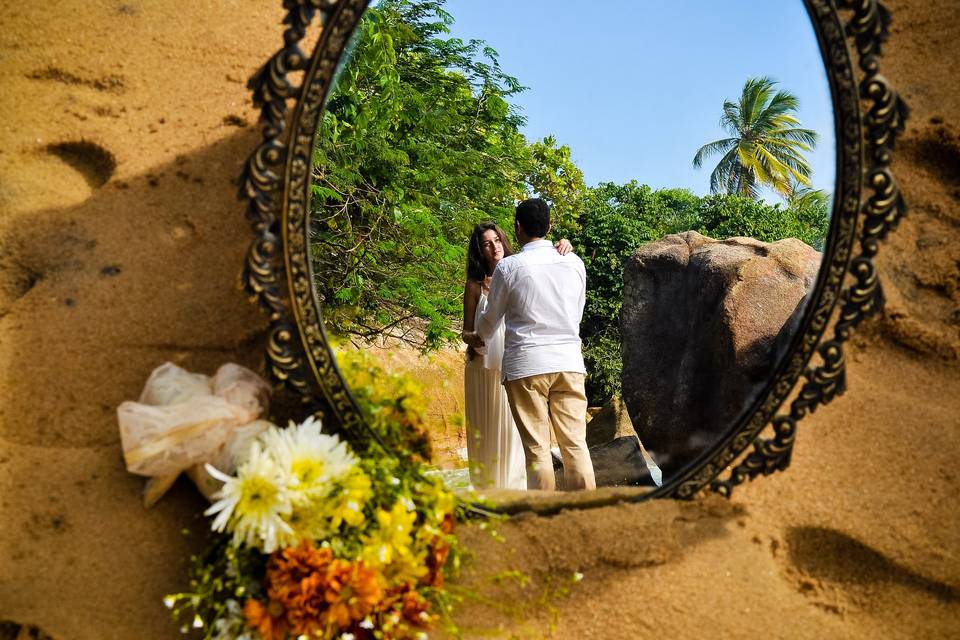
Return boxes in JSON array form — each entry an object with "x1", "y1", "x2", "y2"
[{"x1": 620, "y1": 231, "x2": 821, "y2": 476}]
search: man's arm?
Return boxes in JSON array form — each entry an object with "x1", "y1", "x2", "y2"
[{"x1": 477, "y1": 263, "x2": 508, "y2": 340}]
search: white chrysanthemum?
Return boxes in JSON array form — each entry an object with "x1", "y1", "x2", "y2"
[
  {"x1": 261, "y1": 416, "x2": 357, "y2": 502},
  {"x1": 204, "y1": 441, "x2": 296, "y2": 553}
]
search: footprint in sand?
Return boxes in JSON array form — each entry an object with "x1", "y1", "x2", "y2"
[
  {"x1": 45, "y1": 140, "x2": 116, "y2": 190},
  {"x1": 902, "y1": 121, "x2": 960, "y2": 191},
  {"x1": 0, "y1": 620, "x2": 57, "y2": 639},
  {"x1": 0, "y1": 258, "x2": 41, "y2": 313},
  {"x1": 0, "y1": 140, "x2": 110, "y2": 321},
  {"x1": 0, "y1": 140, "x2": 117, "y2": 216},
  {"x1": 778, "y1": 525, "x2": 957, "y2": 616}
]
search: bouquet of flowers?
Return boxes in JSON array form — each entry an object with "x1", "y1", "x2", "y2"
[{"x1": 164, "y1": 415, "x2": 459, "y2": 640}]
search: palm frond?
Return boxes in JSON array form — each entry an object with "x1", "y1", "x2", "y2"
[
  {"x1": 709, "y1": 146, "x2": 740, "y2": 194},
  {"x1": 765, "y1": 144, "x2": 814, "y2": 177},
  {"x1": 693, "y1": 137, "x2": 738, "y2": 168},
  {"x1": 768, "y1": 126, "x2": 818, "y2": 147},
  {"x1": 720, "y1": 100, "x2": 741, "y2": 134},
  {"x1": 788, "y1": 185, "x2": 829, "y2": 208},
  {"x1": 731, "y1": 164, "x2": 759, "y2": 199},
  {"x1": 763, "y1": 90, "x2": 800, "y2": 117},
  {"x1": 735, "y1": 145, "x2": 765, "y2": 196},
  {"x1": 754, "y1": 146, "x2": 795, "y2": 195},
  {"x1": 741, "y1": 77, "x2": 776, "y2": 128},
  {"x1": 750, "y1": 93, "x2": 801, "y2": 137}
]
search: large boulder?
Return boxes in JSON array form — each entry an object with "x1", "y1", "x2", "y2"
[{"x1": 620, "y1": 231, "x2": 821, "y2": 476}]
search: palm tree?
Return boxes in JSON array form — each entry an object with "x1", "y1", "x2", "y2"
[
  {"x1": 786, "y1": 181, "x2": 831, "y2": 250},
  {"x1": 786, "y1": 181, "x2": 830, "y2": 212},
  {"x1": 693, "y1": 77, "x2": 818, "y2": 199}
]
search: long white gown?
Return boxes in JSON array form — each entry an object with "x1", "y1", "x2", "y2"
[{"x1": 464, "y1": 292, "x2": 527, "y2": 490}]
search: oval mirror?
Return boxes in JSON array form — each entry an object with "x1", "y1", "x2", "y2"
[{"x1": 242, "y1": 0, "x2": 905, "y2": 513}]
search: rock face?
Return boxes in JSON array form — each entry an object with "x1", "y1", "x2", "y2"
[
  {"x1": 585, "y1": 395, "x2": 638, "y2": 448},
  {"x1": 620, "y1": 231, "x2": 821, "y2": 476}
]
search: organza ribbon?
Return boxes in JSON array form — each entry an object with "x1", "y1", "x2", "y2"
[{"x1": 117, "y1": 362, "x2": 274, "y2": 507}]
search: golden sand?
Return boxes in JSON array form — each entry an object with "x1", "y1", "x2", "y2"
[{"x1": 0, "y1": 1, "x2": 957, "y2": 638}]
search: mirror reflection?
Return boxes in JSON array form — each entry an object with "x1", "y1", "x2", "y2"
[{"x1": 310, "y1": 0, "x2": 835, "y2": 497}]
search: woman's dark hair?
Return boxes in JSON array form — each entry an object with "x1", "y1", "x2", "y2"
[
  {"x1": 515, "y1": 197, "x2": 551, "y2": 238},
  {"x1": 467, "y1": 222, "x2": 513, "y2": 282}
]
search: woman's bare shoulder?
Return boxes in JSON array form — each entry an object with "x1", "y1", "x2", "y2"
[{"x1": 465, "y1": 279, "x2": 482, "y2": 295}]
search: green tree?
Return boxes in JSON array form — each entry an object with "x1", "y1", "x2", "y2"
[
  {"x1": 693, "y1": 77, "x2": 818, "y2": 199},
  {"x1": 311, "y1": 0, "x2": 580, "y2": 349},
  {"x1": 785, "y1": 184, "x2": 831, "y2": 251},
  {"x1": 693, "y1": 192, "x2": 829, "y2": 250},
  {"x1": 525, "y1": 135, "x2": 587, "y2": 236}
]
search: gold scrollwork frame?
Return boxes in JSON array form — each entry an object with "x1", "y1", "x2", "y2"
[{"x1": 239, "y1": 0, "x2": 907, "y2": 504}]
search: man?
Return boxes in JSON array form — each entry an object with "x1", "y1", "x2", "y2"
[{"x1": 475, "y1": 198, "x2": 596, "y2": 491}]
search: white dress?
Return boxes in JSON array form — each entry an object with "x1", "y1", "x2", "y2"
[{"x1": 464, "y1": 292, "x2": 527, "y2": 490}]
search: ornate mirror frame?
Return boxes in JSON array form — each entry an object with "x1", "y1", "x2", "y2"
[{"x1": 240, "y1": 0, "x2": 907, "y2": 506}]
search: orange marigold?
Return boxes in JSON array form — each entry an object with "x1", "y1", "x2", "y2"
[
  {"x1": 267, "y1": 540, "x2": 334, "y2": 595},
  {"x1": 324, "y1": 559, "x2": 383, "y2": 629},
  {"x1": 397, "y1": 588, "x2": 433, "y2": 628},
  {"x1": 440, "y1": 512, "x2": 455, "y2": 535},
  {"x1": 375, "y1": 585, "x2": 435, "y2": 638},
  {"x1": 265, "y1": 539, "x2": 335, "y2": 636},
  {"x1": 243, "y1": 598, "x2": 287, "y2": 640},
  {"x1": 424, "y1": 540, "x2": 450, "y2": 588}
]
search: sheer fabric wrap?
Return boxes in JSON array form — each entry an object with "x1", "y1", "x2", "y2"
[{"x1": 117, "y1": 362, "x2": 274, "y2": 506}]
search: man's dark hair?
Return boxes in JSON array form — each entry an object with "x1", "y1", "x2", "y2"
[{"x1": 515, "y1": 198, "x2": 551, "y2": 238}]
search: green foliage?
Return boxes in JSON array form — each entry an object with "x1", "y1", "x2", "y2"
[
  {"x1": 694, "y1": 191, "x2": 830, "y2": 249},
  {"x1": 166, "y1": 537, "x2": 265, "y2": 638},
  {"x1": 527, "y1": 135, "x2": 587, "y2": 235},
  {"x1": 785, "y1": 184, "x2": 832, "y2": 250},
  {"x1": 693, "y1": 76, "x2": 818, "y2": 199},
  {"x1": 311, "y1": 0, "x2": 581, "y2": 349}
]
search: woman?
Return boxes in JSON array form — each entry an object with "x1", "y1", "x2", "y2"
[{"x1": 460, "y1": 222, "x2": 571, "y2": 490}]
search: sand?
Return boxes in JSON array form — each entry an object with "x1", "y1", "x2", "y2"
[{"x1": 0, "y1": 0, "x2": 957, "y2": 638}]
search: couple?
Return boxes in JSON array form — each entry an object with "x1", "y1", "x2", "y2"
[{"x1": 461, "y1": 198, "x2": 596, "y2": 492}]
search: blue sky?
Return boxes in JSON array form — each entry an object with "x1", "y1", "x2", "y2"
[{"x1": 440, "y1": 1, "x2": 836, "y2": 204}]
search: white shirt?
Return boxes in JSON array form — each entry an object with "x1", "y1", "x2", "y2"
[{"x1": 477, "y1": 239, "x2": 586, "y2": 381}]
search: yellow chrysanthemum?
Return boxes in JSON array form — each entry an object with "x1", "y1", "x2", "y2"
[
  {"x1": 286, "y1": 495, "x2": 332, "y2": 541},
  {"x1": 383, "y1": 547, "x2": 429, "y2": 586}
]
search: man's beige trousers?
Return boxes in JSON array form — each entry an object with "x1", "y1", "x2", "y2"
[{"x1": 504, "y1": 371, "x2": 596, "y2": 491}]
